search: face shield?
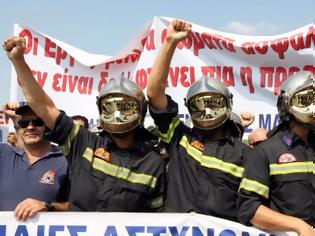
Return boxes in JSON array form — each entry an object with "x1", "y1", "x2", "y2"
[
  {"x1": 97, "y1": 77, "x2": 146, "y2": 134},
  {"x1": 188, "y1": 93, "x2": 230, "y2": 129},
  {"x1": 290, "y1": 87, "x2": 315, "y2": 124},
  {"x1": 186, "y1": 76, "x2": 232, "y2": 130},
  {"x1": 277, "y1": 72, "x2": 315, "y2": 127},
  {"x1": 99, "y1": 94, "x2": 142, "y2": 133}
]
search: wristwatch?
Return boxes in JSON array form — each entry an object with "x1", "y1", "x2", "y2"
[{"x1": 44, "y1": 202, "x2": 56, "y2": 211}]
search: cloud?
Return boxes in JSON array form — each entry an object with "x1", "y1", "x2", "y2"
[{"x1": 224, "y1": 21, "x2": 278, "y2": 35}]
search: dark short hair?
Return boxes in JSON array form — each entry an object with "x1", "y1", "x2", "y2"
[{"x1": 71, "y1": 115, "x2": 89, "y2": 129}]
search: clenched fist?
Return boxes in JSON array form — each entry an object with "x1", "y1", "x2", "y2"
[
  {"x1": 3, "y1": 36, "x2": 26, "y2": 61},
  {"x1": 165, "y1": 19, "x2": 192, "y2": 45}
]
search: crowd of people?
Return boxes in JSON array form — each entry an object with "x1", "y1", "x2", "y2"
[{"x1": 0, "y1": 19, "x2": 314, "y2": 235}]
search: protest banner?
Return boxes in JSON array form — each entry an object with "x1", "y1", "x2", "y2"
[
  {"x1": 10, "y1": 17, "x2": 315, "y2": 134},
  {"x1": 0, "y1": 212, "x2": 298, "y2": 236}
]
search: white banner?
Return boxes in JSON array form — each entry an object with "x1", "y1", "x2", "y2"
[
  {"x1": 0, "y1": 212, "x2": 297, "y2": 236},
  {"x1": 0, "y1": 108, "x2": 9, "y2": 142},
  {"x1": 10, "y1": 17, "x2": 315, "y2": 135}
]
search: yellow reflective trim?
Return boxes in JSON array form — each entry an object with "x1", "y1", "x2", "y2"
[
  {"x1": 82, "y1": 147, "x2": 93, "y2": 160},
  {"x1": 239, "y1": 178, "x2": 269, "y2": 199},
  {"x1": 59, "y1": 124, "x2": 80, "y2": 156},
  {"x1": 179, "y1": 136, "x2": 202, "y2": 162},
  {"x1": 270, "y1": 161, "x2": 314, "y2": 175},
  {"x1": 82, "y1": 148, "x2": 157, "y2": 188},
  {"x1": 158, "y1": 116, "x2": 181, "y2": 143},
  {"x1": 148, "y1": 195, "x2": 164, "y2": 209},
  {"x1": 202, "y1": 155, "x2": 244, "y2": 178},
  {"x1": 179, "y1": 135, "x2": 244, "y2": 178}
]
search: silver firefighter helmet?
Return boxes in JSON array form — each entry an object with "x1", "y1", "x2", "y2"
[
  {"x1": 185, "y1": 76, "x2": 232, "y2": 129},
  {"x1": 277, "y1": 71, "x2": 315, "y2": 125},
  {"x1": 96, "y1": 77, "x2": 146, "y2": 133}
]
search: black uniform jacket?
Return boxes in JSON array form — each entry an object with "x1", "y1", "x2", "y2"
[
  {"x1": 149, "y1": 95, "x2": 248, "y2": 221},
  {"x1": 45, "y1": 111, "x2": 166, "y2": 212},
  {"x1": 238, "y1": 123, "x2": 315, "y2": 226}
]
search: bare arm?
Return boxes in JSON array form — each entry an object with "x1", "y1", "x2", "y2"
[
  {"x1": 147, "y1": 20, "x2": 191, "y2": 111},
  {"x1": 3, "y1": 37, "x2": 60, "y2": 129},
  {"x1": 251, "y1": 205, "x2": 315, "y2": 236}
]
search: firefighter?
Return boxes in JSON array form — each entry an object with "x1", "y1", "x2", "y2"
[
  {"x1": 147, "y1": 19, "x2": 249, "y2": 221},
  {"x1": 238, "y1": 72, "x2": 315, "y2": 235}
]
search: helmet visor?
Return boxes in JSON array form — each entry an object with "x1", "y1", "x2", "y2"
[
  {"x1": 291, "y1": 88, "x2": 315, "y2": 108},
  {"x1": 290, "y1": 87, "x2": 315, "y2": 122},
  {"x1": 188, "y1": 93, "x2": 228, "y2": 121},
  {"x1": 100, "y1": 95, "x2": 140, "y2": 123}
]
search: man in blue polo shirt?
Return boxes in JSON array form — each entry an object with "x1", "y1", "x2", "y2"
[{"x1": 0, "y1": 102, "x2": 69, "y2": 221}]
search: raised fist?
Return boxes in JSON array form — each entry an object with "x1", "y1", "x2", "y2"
[
  {"x1": 166, "y1": 19, "x2": 192, "y2": 44},
  {"x1": 3, "y1": 36, "x2": 26, "y2": 61}
]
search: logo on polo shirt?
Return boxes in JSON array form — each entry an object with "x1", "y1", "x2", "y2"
[
  {"x1": 39, "y1": 170, "x2": 56, "y2": 185},
  {"x1": 277, "y1": 153, "x2": 298, "y2": 163},
  {"x1": 94, "y1": 148, "x2": 111, "y2": 162}
]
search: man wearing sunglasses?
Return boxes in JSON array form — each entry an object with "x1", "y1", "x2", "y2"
[
  {"x1": 146, "y1": 20, "x2": 249, "y2": 221},
  {"x1": 3, "y1": 36, "x2": 166, "y2": 212},
  {"x1": 238, "y1": 72, "x2": 315, "y2": 235},
  {"x1": 0, "y1": 102, "x2": 69, "y2": 221}
]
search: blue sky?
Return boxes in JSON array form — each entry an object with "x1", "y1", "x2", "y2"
[{"x1": 0, "y1": 0, "x2": 314, "y2": 106}]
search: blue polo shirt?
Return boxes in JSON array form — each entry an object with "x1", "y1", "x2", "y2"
[{"x1": 0, "y1": 143, "x2": 69, "y2": 211}]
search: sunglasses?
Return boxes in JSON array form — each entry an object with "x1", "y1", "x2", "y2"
[{"x1": 17, "y1": 118, "x2": 45, "y2": 128}]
